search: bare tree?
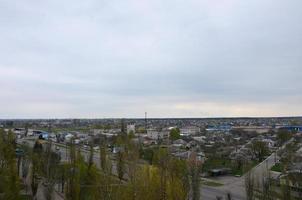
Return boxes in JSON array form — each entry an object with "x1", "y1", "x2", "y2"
[
  {"x1": 281, "y1": 176, "x2": 292, "y2": 200},
  {"x1": 100, "y1": 138, "x2": 107, "y2": 172},
  {"x1": 258, "y1": 169, "x2": 273, "y2": 200},
  {"x1": 226, "y1": 192, "x2": 232, "y2": 200},
  {"x1": 188, "y1": 152, "x2": 202, "y2": 200},
  {"x1": 245, "y1": 170, "x2": 255, "y2": 200}
]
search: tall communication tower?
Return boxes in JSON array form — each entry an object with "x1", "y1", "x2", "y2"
[
  {"x1": 121, "y1": 118, "x2": 125, "y2": 134},
  {"x1": 144, "y1": 112, "x2": 147, "y2": 132}
]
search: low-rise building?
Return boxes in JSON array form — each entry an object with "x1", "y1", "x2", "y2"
[
  {"x1": 180, "y1": 126, "x2": 200, "y2": 136},
  {"x1": 127, "y1": 124, "x2": 135, "y2": 134},
  {"x1": 147, "y1": 129, "x2": 169, "y2": 140},
  {"x1": 172, "y1": 151, "x2": 206, "y2": 163}
]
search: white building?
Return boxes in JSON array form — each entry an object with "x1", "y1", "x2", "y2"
[
  {"x1": 173, "y1": 151, "x2": 206, "y2": 163},
  {"x1": 127, "y1": 124, "x2": 136, "y2": 134},
  {"x1": 147, "y1": 129, "x2": 169, "y2": 140},
  {"x1": 65, "y1": 134, "x2": 74, "y2": 143},
  {"x1": 180, "y1": 126, "x2": 200, "y2": 136},
  {"x1": 13, "y1": 128, "x2": 26, "y2": 137}
]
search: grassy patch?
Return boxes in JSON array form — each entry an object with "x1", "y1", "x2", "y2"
[
  {"x1": 203, "y1": 157, "x2": 259, "y2": 176},
  {"x1": 19, "y1": 195, "x2": 32, "y2": 200},
  {"x1": 271, "y1": 163, "x2": 283, "y2": 172},
  {"x1": 202, "y1": 180, "x2": 224, "y2": 187},
  {"x1": 232, "y1": 160, "x2": 258, "y2": 176},
  {"x1": 202, "y1": 157, "x2": 232, "y2": 172}
]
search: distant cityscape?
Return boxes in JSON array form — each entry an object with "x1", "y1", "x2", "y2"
[{"x1": 0, "y1": 117, "x2": 301, "y2": 199}]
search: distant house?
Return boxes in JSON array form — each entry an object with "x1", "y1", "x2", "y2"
[
  {"x1": 27, "y1": 129, "x2": 34, "y2": 136},
  {"x1": 278, "y1": 126, "x2": 302, "y2": 132},
  {"x1": 192, "y1": 136, "x2": 206, "y2": 143},
  {"x1": 180, "y1": 126, "x2": 200, "y2": 136},
  {"x1": 147, "y1": 129, "x2": 169, "y2": 140},
  {"x1": 74, "y1": 139, "x2": 81, "y2": 145},
  {"x1": 229, "y1": 147, "x2": 253, "y2": 162},
  {"x1": 173, "y1": 139, "x2": 187, "y2": 145},
  {"x1": 48, "y1": 133, "x2": 57, "y2": 142},
  {"x1": 13, "y1": 128, "x2": 26, "y2": 136},
  {"x1": 147, "y1": 129, "x2": 159, "y2": 140},
  {"x1": 127, "y1": 124, "x2": 135, "y2": 134},
  {"x1": 93, "y1": 129, "x2": 102, "y2": 135},
  {"x1": 232, "y1": 126, "x2": 272, "y2": 134},
  {"x1": 186, "y1": 140, "x2": 198, "y2": 149},
  {"x1": 206, "y1": 125, "x2": 231, "y2": 132},
  {"x1": 173, "y1": 151, "x2": 190, "y2": 160},
  {"x1": 32, "y1": 130, "x2": 45, "y2": 136},
  {"x1": 65, "y1": 133, "x2": 74, "y2": 143},
  {"x1": 173, "y1": 151, "x2": 206, "y2": 163},
  {"x1": 143, "y1": 139, "x2": 157, "y2": 146}
]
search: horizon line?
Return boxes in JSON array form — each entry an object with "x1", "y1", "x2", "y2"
[{"x1": 0, "y1": 115, "x2": 301, "y2": 120}]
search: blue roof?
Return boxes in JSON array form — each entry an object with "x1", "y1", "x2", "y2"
[{"x1": 279, "y1": 126, "x2": 302, "y2": 131}]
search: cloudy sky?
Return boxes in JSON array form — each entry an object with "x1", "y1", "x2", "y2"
[{"x1": 0, "y1": 0, "x2": 301, "y2": 118}]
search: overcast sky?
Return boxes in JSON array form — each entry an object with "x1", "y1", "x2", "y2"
[{"x1": 0, "y1": 0, "x2": 301, "y2": 118}]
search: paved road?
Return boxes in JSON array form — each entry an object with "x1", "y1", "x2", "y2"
[
  {"x1": 19, "y1": 138, "x2": 118, "y2": 200},
  {"x1": 201, "y1": 139, "x2": 294, "y2": 200},
  {"x1": 18, "y1": 137, "x2": 119, "y2": 176},
  {"x1": 201, "y1": 154, "x2": 276, "y2": 200},
  {"x1": 202, "y1": 185, "x2": 246, "y2": 200},
  {"x1": 201, "y1": 178, "x2": 246, "y2": 200}
]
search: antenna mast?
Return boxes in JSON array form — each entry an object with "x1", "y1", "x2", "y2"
[{"x1": 145, "y1": 112, "x2": 147, "y2": 132}]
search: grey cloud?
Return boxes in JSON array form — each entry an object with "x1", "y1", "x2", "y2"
[{"x1": 0, "y1": 0, "x2": 301, "y2": 118}]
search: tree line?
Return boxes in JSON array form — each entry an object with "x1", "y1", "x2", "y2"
[{"x1": 0, "y1": 129, "x2": 202, "y2": 200}]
